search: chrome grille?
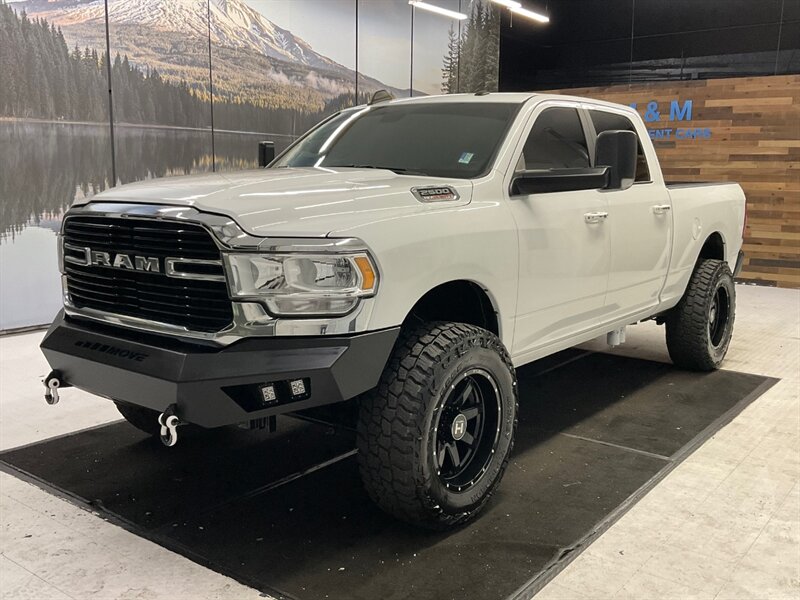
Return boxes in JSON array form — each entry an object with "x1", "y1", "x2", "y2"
[{"x1": 62, "y1": 216, "x2": 233, "y2": 333}]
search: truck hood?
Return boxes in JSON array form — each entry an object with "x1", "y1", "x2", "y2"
[{"x1": 78, "y1": 168, "x2": 473, "y2": 237}]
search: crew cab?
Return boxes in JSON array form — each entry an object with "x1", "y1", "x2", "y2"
[{"x1": 41, "y1": 92, "x2": 746, "y2": 528}]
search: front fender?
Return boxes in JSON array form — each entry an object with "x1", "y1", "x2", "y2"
[{"x1": 336, "y1": 186, "x2": 518, "y2": 349}]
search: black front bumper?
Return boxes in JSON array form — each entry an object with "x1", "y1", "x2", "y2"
[{"x1": 41, "y1": 311, "x2": 399, "y2": 428}]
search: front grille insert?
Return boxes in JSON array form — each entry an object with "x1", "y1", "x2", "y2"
[{"x1": 62, "y1": 216, "x2": 233, "y2": 333}]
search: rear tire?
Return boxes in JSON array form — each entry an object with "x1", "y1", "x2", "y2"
[
  {"x1": 665, "y1": 259, "x2": 736, "y2": 371},
  {"x1": 115, "y1": 401, "x2": 161, "y2": 436},
  {"x1": 357, "y1": 322, "x2": 518, "y2": 530}
]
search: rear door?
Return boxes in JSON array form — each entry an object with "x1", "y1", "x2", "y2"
[
  {"x1": 506, "y1": 104, "x2": 612, "y2": 358},
  {"x1": 586, "y1": 107, "x2": 672, "y2": 318}
]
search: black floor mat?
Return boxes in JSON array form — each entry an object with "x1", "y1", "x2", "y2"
[{"x1": 1, "y1": 351, "x2": 776, "y2": 600}]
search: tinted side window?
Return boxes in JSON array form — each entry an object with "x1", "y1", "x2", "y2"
[
  {"x1": 521, "y1": 108, "x2": 590, "y2": 170},
  {"x1": 589, "y1": 110, "x2": 651, "y2": 182}
]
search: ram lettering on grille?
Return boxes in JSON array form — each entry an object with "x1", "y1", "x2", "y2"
[{"x1": 89, "y1": 250, "x2": 160, "y2": 273}]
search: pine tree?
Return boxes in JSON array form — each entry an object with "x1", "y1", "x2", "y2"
[
  {"x1": 458, "y1": 1, "x2": 480, "y2": 93},
  {"x1": 441, "y1": 0, "x2": 500, "y2": 94},
  {"x1": 469, "y1": 1, "x2": 488, "y2": 93},
  {"x1": 482, "y1": 2, "x2": 500, "y2": 92},
  {"x1": 442, "y1": 25, "x2": 459, "y2": 94}
]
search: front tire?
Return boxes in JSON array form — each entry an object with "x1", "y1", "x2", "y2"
[
  {"x1": 357, "y1": 322, "x2": 518, "y2": 529},
  {"x1": 665, "y1": 259, "x2": 736, "y2": 371}
]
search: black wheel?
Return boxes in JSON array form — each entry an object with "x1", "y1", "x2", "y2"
[
  {"x1": 665, "y1": 258, "x2": 736, "y2": 371},
  {"x1": 114, "y1": 401, "x2": 161, "y2": 436},
  {"x1": 357, "y1": 322, "x2": 518, "y2": 529}
]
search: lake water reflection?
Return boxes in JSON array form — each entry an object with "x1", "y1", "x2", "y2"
[{"x1": 0, "y1": 121, "x2": 291, "y2": 330}]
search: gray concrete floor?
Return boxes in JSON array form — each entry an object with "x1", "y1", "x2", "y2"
[{"x1": 0, "y1": 284, "x2": 797, "y2": 599}]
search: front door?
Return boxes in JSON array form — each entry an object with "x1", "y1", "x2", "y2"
[{"x1": 507, "y1": 105, "x2": 612, "y2": 359}]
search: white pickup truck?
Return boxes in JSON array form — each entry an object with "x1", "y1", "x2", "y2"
[{"x1": 41, "y1": 92, "x2": 746, "y2": 529}]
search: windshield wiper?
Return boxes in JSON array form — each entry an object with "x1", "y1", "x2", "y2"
[{"x1": 330, "y1": 164, "x2": 429, "y2": 176}]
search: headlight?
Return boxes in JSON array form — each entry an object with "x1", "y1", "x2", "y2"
[{"x1": 225, "y1": 252, "x2": 378, "y2": 317}]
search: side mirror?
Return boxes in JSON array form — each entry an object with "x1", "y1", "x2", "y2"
[
  {"x1": 258, "y1": 141, "x2": 275, "y2": 167},
  {"x1": 595, "y1": 130, "x2": 637, "y2": 190},
  {"x1": 511, "y1": 167, "x2": 609, "y2": 195}
]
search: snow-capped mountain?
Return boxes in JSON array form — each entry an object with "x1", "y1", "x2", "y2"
[
  {"x1": 19, "y1": 0, "x2": 418, "y2": 105},
  {"x1": 22, "y1": 0, "x2": 348, "y2": 74}
]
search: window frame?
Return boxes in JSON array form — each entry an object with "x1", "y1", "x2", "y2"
[
  {"x1": 514, "y1": 105, "x2": 593, "y2": 173},
  {"x1": 583, "y1": 106, "x2": 654, "y2": 185}
]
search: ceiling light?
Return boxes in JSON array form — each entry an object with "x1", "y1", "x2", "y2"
[
  {"x1": 490, "y1": 0, "x2": 522, "y2": 8},
  {"x1": 408, "y1": 1, "x2": 468, "y2": 20},
  {"x1": 511, "y1": 5, "x2": 550, "y2": 23}
]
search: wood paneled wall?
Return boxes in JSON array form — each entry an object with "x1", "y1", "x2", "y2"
[{"x1": 549, "y1": 75, "x2": 800, "y2": 289}]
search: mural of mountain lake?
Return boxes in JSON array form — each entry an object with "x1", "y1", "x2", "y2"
[{"x1": 0, "y1": 121, "x2": 293, "y2": 330}]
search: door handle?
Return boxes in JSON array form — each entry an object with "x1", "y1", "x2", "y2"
[
  {"x1": 652, "y1": 204, "x2": 672, "y2": 215},
  {"x1": 584, "y1": 212, "x2": 608, "y2": 224}
]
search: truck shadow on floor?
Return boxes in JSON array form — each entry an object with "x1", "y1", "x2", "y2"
[{"x1": 1, "y1": 350, "x2": 774, "y2": 600}]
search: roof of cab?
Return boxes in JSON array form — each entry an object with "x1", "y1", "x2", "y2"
[
  {"x1": 375, "y1": 92, "x2": 637, "y2": 115},
  {"x1": 385, "y1": 92, "x2": 536, "y2": 104}
]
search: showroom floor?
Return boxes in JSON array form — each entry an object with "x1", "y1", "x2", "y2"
[{"x1": 0, "y1": 284, "x2": 797, "y2": 600}]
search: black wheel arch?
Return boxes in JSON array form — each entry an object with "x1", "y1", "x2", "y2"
[
  {"x1": 403, "y1": 280, "x2": 501, "y2": 337},
  {"x1": 698, "y1": 231, "x2": 726, "y2": 263}
]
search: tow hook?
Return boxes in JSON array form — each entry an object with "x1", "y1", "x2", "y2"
[
  {"x1": 43, "y1": 370, "x2": 65, "y2": 405},
  {"x1": 158, "y1": 404, "x2": 182, "y2": 447}
]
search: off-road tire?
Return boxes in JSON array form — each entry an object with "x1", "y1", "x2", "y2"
[
  {"x1": 115, "y1": 401, "x2": 161, "y2": 436},
  {"x1": 665, "y1": 259, "x2": 736, "y2": 371},
  {"x1": 357, "y1": 322, "x2": 518, "y2": 529}
]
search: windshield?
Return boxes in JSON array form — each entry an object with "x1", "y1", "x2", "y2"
[{"x1": 273, "y1": 102, "x2": 520, "y2": 179}]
